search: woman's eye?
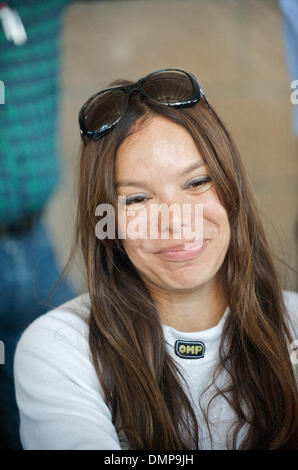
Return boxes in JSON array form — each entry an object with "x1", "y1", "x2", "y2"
[
  {"x1": 124, "y1": 178, "x2": 212, "y2": 205},
  {"x1": 187, "y1": 176, "x2": 212, "y2": 191},
  {"x1": 125, "y1": 195, "x2": 147, "y2": 206}
]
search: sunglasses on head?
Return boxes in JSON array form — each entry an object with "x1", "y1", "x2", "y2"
[{"x1": 78, "y1": 67, "x2": 210, "y2": 143}]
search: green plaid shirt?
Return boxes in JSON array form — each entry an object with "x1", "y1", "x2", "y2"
[{"x1": 0, "y1": 0, "x2": 71, "y2": 225}]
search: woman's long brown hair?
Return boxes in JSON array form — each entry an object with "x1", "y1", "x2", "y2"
[{"x1": 59, "y1": 77, "x2": 298, "y2": 449}]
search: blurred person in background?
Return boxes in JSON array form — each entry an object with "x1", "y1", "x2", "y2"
[{"x1": 0, "y1": 0, "x2": 76, "y2": 449}]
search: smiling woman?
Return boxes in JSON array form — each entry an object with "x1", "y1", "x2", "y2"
[
  {"x1": 115, "y1": 115, "x2": 230, "y2": 330},
  {"x1": 14, "y1": 69, "x2": 298, "y2": 450}
]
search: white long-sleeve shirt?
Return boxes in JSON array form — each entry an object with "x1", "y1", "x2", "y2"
[{"x1": 13, "y1": 289, "x2": 298, "y2": 450}]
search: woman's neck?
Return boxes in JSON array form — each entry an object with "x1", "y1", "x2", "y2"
[{"x1": 148, "y1": 278, "x2": 227, "y2": 332}]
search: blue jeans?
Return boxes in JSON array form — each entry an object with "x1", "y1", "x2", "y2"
[{"x1": 0, "y1": 217, "x2": 76, "y2": 449}]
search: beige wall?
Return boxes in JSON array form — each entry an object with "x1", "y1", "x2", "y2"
[{"x1": 44, "y1": 0, "x2": 297, "y2": 293}]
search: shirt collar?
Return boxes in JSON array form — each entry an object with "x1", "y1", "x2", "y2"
[{"x1": 162, "y1": 306, "x2": 230, "y2": 363}]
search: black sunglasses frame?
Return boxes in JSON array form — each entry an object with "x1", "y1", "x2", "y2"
[{"x1": 78, "y1": 67, "x2": 210, "y2": 143}]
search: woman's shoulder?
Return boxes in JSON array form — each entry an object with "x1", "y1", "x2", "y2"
[
  {"x1": 18, "y1": 292, "x2": 91, "y2": 343},
  {"x1": 37, "y1": 291, "x2": 92, "y2": 328},
  {"x1": 14, "y1": 292, "x2": 93, "y2": 378}
]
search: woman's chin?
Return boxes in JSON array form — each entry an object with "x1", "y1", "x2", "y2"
[{"x1": 159, "y1": 269, "x2": 212, "y2": 292}]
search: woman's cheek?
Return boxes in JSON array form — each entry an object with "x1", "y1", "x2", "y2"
[{"x1": 118, "y1": 205, "x2": 149, "y2": 241}]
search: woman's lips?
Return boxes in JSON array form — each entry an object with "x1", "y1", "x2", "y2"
[{"x1": 156, "y1": 239, "x2": 209, "y2": 261}]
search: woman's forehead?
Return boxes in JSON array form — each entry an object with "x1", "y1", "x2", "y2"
[{"x1": 115, "y1": 116, "x2": 206, "y2": 177}]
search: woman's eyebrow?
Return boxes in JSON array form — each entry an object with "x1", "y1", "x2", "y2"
[
  {"x1": 116, "y1": 161, "x2": 206, "y2": 189},
  {"x1": 115, "y1": 179, "x2": 151, "y2": 189},
  {"x1": 180, "y1": 160, "x2": 206, "y2": 176}
]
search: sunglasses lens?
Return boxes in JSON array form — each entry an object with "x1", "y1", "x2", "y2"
[
  {"x1": 141, "y1": 70, "x2": 195, "y2": 104},
  {"x1": 82, "y1": 88, "x2": 127, "y2": 132}
]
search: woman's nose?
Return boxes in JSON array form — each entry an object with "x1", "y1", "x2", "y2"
[{"x1": 153, "y1": 199, "x2": 204, "y2": 241}]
